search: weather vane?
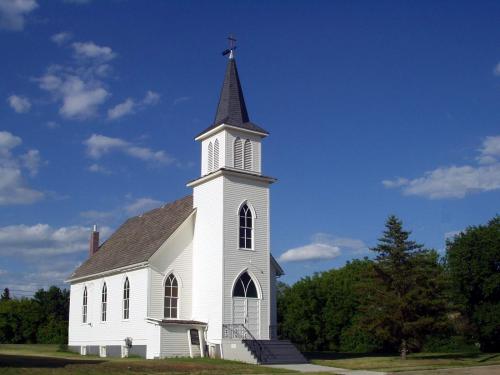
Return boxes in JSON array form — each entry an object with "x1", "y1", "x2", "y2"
[{"x1": 222, "y1": 35, "x2": 237, "y2": 58}]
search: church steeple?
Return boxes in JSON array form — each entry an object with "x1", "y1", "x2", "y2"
[
  {"x1": 195, "y1": 42, "x2": 268, "y2": 139},
  {"x1": 214, "y1": 56, "x2": 250, "y2": 127}
]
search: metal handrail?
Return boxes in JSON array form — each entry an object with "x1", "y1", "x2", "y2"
[{"x1": 222, "y1": 324, "x2": 273, "y2": 363}]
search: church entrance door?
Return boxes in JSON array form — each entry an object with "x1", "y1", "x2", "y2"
[{"x1": 232, "y1": 272, "x2": 260, "y2": 338}]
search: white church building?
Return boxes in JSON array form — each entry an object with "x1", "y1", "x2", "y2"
[{"x1": 67, "y1": 48, "x2": 305, "y2": 364}]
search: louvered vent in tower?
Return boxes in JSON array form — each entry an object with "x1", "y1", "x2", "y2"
[
  {"x1": 234, "y1": 137, "x2": 243, "y2": 169},
  {"x1": 244, "y1": 140, "x2": 252, "y2": 171},
  {"x1": 208, "y1": 142, "x2": 213, "y2": 172},
  {"x1": 214, "y1": 139, "x2": 219, "y2": 169}
]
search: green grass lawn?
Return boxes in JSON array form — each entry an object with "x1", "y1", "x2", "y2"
[
  {"x1": 310, "y1": 351, "x2": 500, "y2": 372},
  {"x1": 0, "y1": 344, "x2": 300, "y2": 375}
]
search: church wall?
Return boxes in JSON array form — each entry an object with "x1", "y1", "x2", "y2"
[
  {"x1": 192, "y1": 177, "x2": 224, "y2": 343},
  {"x1": 68, "y1": 267, "x2": 160, "y2": 359},
  {"x1": 148, "y1": 213, "x2": 194, "y2": 321},
  {"x1": 269, "y1": 261, "x2": 278, "y2": 338},
  {"x1": 225, "y1": 129, "x2": 262, "y2": 174},
  {"x1": 222, "y1": 175, "x2": 271, "y2": 340},
  {"x1": 200, "y1": 131, "x2": 227, "y2": 176}
]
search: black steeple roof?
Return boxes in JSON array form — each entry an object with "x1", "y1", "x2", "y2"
[{"x1": 196, "y1": 55, "x2": 268, "y2": 138}]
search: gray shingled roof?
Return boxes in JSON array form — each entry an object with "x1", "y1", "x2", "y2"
[
  {"x1": 70, "y1": 195, "x2": 194, "y2": 280},
  {"x1": 196, "y1": 57, "x2": 269, "y2": 138}
]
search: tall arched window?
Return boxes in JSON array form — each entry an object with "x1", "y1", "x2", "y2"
[
  {"x1": 239, "y1": 203, "x2": 253, "y2": 249},
  {"x1": 234, "y1": 137, "x2": 243, "y2": 169},
  {"x1": 101, "y1": 283, "x2": 107, "y2": 322},
  {"x1": 207, "y1": 142, "x2": 213, "y2": 172},
  {"x1": 123, "y1": 277, "x2": 130, "y2": 320},
  {"x1": 214, "y1": 139, "x2": 219, "y2": 169},
  {"x1": 244, "y1": 140, "x2": 252, "y2": 171},
  {"x1": 164, "y1": 274, "x2": 178, "y2": 319},
  {"x1": 82, "y1": 287, "x2": 88, "y2": 323},
  {"x1": 233, "y1": 271, "x2": 258, "y2": 298}
]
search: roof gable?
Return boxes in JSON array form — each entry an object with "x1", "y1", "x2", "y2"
[{"x1": 70, "y1": 195, "x2": 194, "y2": 280}]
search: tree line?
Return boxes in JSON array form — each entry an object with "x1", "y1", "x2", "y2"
[
  {"x1": 277, "y1": 215, "x2": 500, "y2": 357},
  {"x1": 0, "y1": 286, "x2": 69, "y2": 345}
]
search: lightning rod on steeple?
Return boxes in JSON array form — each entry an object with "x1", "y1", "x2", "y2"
[{"x1": 222, "y1": 35, "x2": 237, "y2": 59}]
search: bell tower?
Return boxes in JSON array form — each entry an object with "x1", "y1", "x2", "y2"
[{"x1": 189, "y1": 41, "x2": 276, "y2": 348}]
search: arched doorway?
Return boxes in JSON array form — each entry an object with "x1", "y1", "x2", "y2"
[{"x1": 232, "y1": 271, "x2": 260, "y2": 338}]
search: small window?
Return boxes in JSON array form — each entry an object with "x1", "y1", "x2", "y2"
[
  {"x1": 82, "y1": 287, "x2": 88, "y2": 323},
  {"x1": 234, "y1": 137, "x2": 243, "y2": 169},
  {"x1": 233, "y1": 272, "x2": 258, "y2": 298},
  {"x1": 244, "y1": 140, "x2": 252, "y2": 170},
  {"x1": 164, "y1": 274, "x2": 178, "y2": 319},
  {"x1": 208, "y1": 142, "x2": 213, "y2": 172},
  {"x1": 214, "y1": 139, "x2": 219, "y2": 169},
  {"x1": 123, "y1": 277, "x2": 130, "y2": 320},
  {"x1": 239, "y1": 203, "x2": 252, "y2": 249},
  {"x1": 101, "y1": 283, "x2": 107, "y2": 322}
]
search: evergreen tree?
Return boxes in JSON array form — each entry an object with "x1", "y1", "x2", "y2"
[
  {"x1": 1, "y1": 288, "x2": 10, "y2": 301},
  {"x1": 361, "y1": 215, "x2": 448, "y2": 358},
  {"x1": 446, "y1": 216, "x2": 500, "y2": 351}
]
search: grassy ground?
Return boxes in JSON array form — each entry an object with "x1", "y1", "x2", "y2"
[
  {"x1": 309, "y1": 351, "x2": 500, "y2": 372},
  {"x1": 0, "y1": 344, "x2": 300, "y2": 375}
]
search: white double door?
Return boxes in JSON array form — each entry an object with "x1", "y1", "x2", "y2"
[{"x1": 232, "y1": 297, "x2": 260, "y2": 338}]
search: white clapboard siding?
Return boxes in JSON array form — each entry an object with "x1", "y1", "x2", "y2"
[
  {"x1": 160, "y1": 326, "x2": 190, "y2": 358},
  {"x1": 222, "y1": 174, "x2": 271, "y2": 340},
  {"x1": 192, "y1": 177, "x2": 224, "y2": 342},
  {"x1": 68, "y1": 268, "x2": 160, "y2": 358},
  {"x1": 148, "y1": 214, "x2": 194, "y2": 321}
]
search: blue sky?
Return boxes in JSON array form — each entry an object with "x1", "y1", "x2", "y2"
[{"x1": 0, "y1": 0, "x2": 499, "y2": 295}]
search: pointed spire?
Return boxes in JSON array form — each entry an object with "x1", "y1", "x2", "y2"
[
  {"x1": 214, "y1": 57, "x2": 250, "y2": 126},
  {"x1": 195, "y1": 40, "x2": 269, "y2": 139}
]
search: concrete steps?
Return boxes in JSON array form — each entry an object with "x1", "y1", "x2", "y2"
[{"x1": 242, "y1": 339, "x2": 307, "y2": 364}]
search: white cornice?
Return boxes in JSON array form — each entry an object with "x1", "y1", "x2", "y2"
[
  {"x1": 194, "y1": 123, "x2": 268, "y2": 142},
  {"x1": 65, "y1": 261, "x2": 149, "y2": 283},
  {"x1": 186, "y1": 168, "x2": 277, "y2": 188}
]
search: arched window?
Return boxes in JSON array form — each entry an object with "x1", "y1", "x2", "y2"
[
  {"x1": 207, "y1": 142, "x2": 213, "y2": 172},
  {"x1": 244, "y1": 140, "x2": 252, "y2": 171},
  {"x1": 234, "y1": 137, "x2": 243, "y2": 169},
  {"x1": 239, "y1": 203, "x2": 252, "y2": 249},
  {"x1": 214, "y1": 139, "x2": 219, "y2": 169},
  {"x1": 101, "y1": 283, "x2": 107, "y2": 322},
  {"x1": 123, "y1": 277, "x2": 130, "y2": 320},
  {"x1": 164, "y1": 274, "x2": 178, "y2": 319},
  {"x1": 82, "y1": 287, "x2": 88, "y2": 323},
  {"x1": 233, "y1": 272, "x2": 258, "y2": 298}
]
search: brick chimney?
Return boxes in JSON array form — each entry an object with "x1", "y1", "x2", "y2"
[{"x1": 89, "y1": 224, "x2": 99, "y2": 256}]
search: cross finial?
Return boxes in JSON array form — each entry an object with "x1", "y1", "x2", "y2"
[{"x1": 222, "y1": 34, "x2": 237, "y2": 59}]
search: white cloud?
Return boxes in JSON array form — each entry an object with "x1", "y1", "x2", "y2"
[
  {"x1": 37, "y1": 70, "x2": 109, "y2": 119},
  {"x1": 383, "y1": 136, "x2": 500, "y2": 199},
  {"x1": 0, "y1": 0, "x2": 38, "y2": 31},
  {"x1": 143, "y1": 90, "x2": 160, "y2": 106},
  {"x1": 0, "y1": 223, "x2": 111, "y2": 257},
  {"x1": 7, "y1": 94, "x2": 31, "y2": 113},
  {"x1": 173, "y1": 96, "x2": 190, "y2": 106},
  {"x1": 72, "y1": 41, "x2": 116, "y2": 62},
  {"x1": 125, "y1": 197, "x2": 162, "y2": 215},
  {"x1": 494, "y1": 62, "x2": 500, "y2": 77},
  {"x1": 0, "y1": 131, "x2": 43, "y2": 205},
  {"x1": 107, "y1": 91, "x2": 160, "y2": 120},
  {"x1": 107, "y1": 98, "x2": 135, "y2": 120},
  {"x1": 87, "y1": 163, "x2": 110, "y2": 174},
  {"x1": 478, "y1": 135, "x2": 500, "y2": 164},
  {"x1": 84, "y1": 134, "x2": 173, "y2": 164},
  {"x1": 279, "y1": 233, "x2": 367, "y2": 262},
  {"x1": 51, "y1": 31, "x2": 72, "y2": 45},
  {"x1": 20, "y1": 149, "x2": 40, "y2": 176}
]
